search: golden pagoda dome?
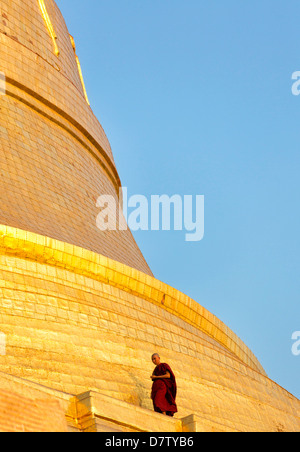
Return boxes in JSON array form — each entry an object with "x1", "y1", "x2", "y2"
[{"x1": 0, "y1": 0, "x2": 299, "y2": 432}]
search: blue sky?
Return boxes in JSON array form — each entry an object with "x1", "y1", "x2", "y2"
[{"x1": 56, "y1": 0, "x2": 300, "y2": 399}]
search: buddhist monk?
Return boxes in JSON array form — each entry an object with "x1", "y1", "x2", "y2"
[{"x1": 150, "y1": 353, "x2": 178, "y2": 417}]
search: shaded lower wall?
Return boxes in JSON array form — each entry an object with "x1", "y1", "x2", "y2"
[
  {"x1": 0, "y1": 373, "x2": 68, "y2": 432},
  {"x1": 0, "y1": 225, "x2": 299, "y2": 432}
]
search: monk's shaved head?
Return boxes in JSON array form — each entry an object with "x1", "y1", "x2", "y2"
[{"x1": 152, "y1": 353, "x2": 161, "y2": 366}]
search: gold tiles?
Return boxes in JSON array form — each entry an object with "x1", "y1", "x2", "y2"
[
  {"x1": 0, "y1": 224, "x2": 264, "y2": 373},
  {"x1": 0, "y1": 224, "x2": 299, "y2": 432}
]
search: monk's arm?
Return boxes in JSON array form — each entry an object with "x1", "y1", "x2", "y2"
[{"x1": 151, "y1": 371, "x2": 171, "y2": 380}]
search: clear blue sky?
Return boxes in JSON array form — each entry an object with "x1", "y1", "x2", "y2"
[{"x1": 56, "y1": 0, "x2": 300, "y2": 400}]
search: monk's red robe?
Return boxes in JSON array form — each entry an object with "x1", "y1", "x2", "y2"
[{"x1": 151, "y1": 363, "x2": 177, "y2": 416}]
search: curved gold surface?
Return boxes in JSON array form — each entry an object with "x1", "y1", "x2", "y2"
[
  {"x1": 0, "y1": 225, "x2": 299, "y2": 432},
  {"x1": 0, "y1": 224, "x2": 263, "y2": 373}
]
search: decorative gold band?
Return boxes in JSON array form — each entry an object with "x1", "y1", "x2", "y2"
[{"x1": 38, "y1": 0, "x2": 60, "y2": 57}]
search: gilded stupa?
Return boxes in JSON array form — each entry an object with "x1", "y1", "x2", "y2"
[{"x1": 0, "y1": 0, "x2": 299, "y2": 432}]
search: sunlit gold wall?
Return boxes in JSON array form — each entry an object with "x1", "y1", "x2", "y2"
[{"x1": 0, "y1": 225, "x2": 299, "y2": 432}]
